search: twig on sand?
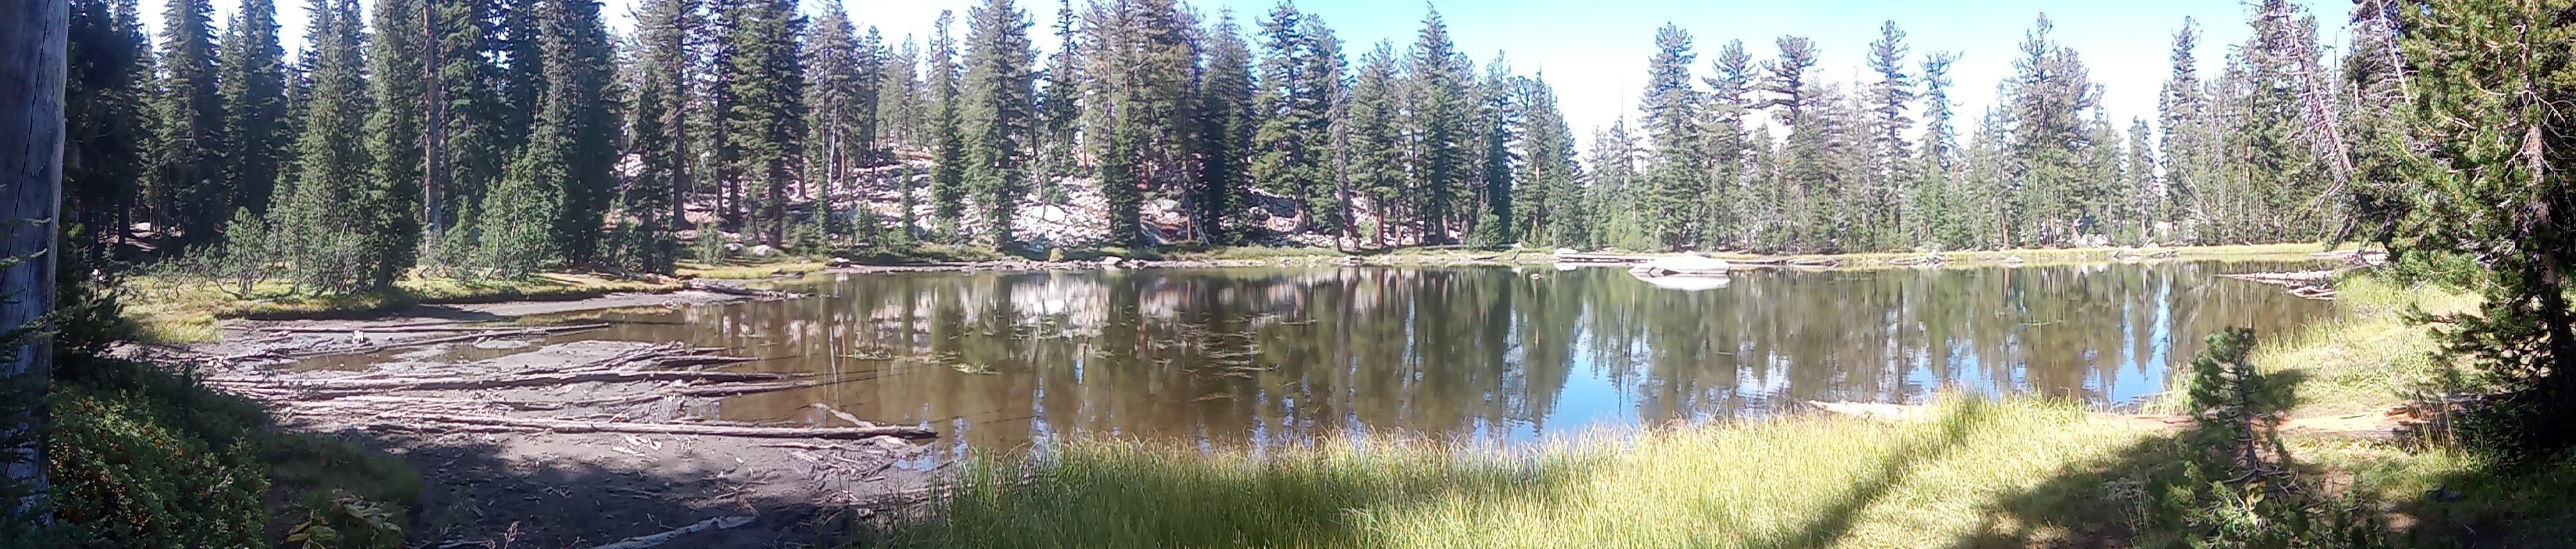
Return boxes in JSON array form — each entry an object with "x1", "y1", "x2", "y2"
[{"x1": 588, "y1": 515, "x2": 756, "y2": 549}]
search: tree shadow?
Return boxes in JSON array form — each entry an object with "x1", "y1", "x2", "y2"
[
  {"x1": 1740, "y1": 400, "x2": 1996, "y2": 549},
  {"x1": 306, "y1": 426, "x2": 861, "y2": 548},
  {"x1": 851, "y1": 438, "x2": 1608, "y2": 548}
]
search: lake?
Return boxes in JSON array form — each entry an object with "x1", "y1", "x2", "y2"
[{"x1": 512, "y1": 261, "x2": 2336, "y2": 452}]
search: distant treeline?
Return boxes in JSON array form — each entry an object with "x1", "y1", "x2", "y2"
[{"x1": 60, "y1": 0, "x2": 2391, "y2": 292}]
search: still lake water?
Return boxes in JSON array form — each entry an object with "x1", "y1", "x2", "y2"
[{"x1": 516, "y1": 262, "x2": 2334, "y2": 451}]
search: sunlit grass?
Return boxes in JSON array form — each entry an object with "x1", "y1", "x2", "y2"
[
  {"x1": 866, "y1": 397, "x2": 2167, "y2": 548},
  {"x1": 675, "y1": 258, "x2": 832, "y2": 279},
  {"x1": 120, "y1": 272, "x2": 678, "y2": 344}
]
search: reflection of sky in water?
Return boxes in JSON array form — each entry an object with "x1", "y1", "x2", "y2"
[{"x1": 389, "y1": 261, "x2": 2339, "y2": 453}]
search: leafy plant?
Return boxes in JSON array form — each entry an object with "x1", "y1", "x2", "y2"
[{"x1": 284, "y1": 490, "x2": 403, "y2": 549}]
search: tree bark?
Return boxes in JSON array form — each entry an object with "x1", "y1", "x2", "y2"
[{"x1": 1, "y1": 0, "x2": 66, "y2": 517}]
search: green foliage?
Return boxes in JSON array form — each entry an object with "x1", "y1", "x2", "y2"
[
  {"x1": 695, "y1": 228, "x2": 729, "y2": 265},
  {"x1": 2144, "y1": 328, "x2": 2389, "y2": 548},
  {"x1": 46, "y1": 379, "x2": 268, "y2": 548},
  {"x1": 959, "y1": 0, "x2": 1037, "y2": 250},
  {"x1": 284, "y1": 491, "x2": 403, "y2": 549},
  {"x1": 2396, "y1": 0, "x2": 2576, "y2": 464}
]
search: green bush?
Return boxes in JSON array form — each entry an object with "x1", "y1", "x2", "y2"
[
  {"x1": 2142, "y1": 328, "x2": 2390, "y2": 548},
  {"x1": 46, "y1": 382, "x2": 268, "y2": 548}
]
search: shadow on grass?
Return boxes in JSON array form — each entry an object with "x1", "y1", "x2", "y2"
[
  {"x1": 1746, "y1": 401, "x2": 1994, "y2": 549},
  {"x1": 856, "y1": 438, "x2": 1608, "y2": 548}
]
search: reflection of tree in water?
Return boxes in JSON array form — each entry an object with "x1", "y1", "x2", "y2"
[{"x1": 570, "y1": 263, "x2": 2334, "y2": 451}]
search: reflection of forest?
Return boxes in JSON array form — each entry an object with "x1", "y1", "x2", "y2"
[{"x1": 570, "y1": 263, "x2": 2335, "y2": 451}]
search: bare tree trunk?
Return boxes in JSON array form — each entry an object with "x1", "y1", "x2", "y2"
[
  {"x1": 1, "y1": 0, "x2": 66, "y2": 517},
  {"x1": 423, "y1": 0, "x2": 447, "y2": 237}
]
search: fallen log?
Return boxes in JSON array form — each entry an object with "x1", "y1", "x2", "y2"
[
  {"x1": 252, "y1": 323, "x2": 546, "y2": 334},
  {"x1": 369, "y1": 412, "x2": 937, "y2": 439},
  {"x1": 240, "y1": 369, "x2": 797, "y2": 393},
  {"x1": 590, "y1": 515, "x2": 756, "y2": 549},
  {"x1": 685, "y1": 280, "x2": 799, "y2": 299},
  {"x1": 671, "y1": 377, "x2": 850, "y2": 397},
  {"x1": 2221, "y1": 271, "x2": 2336, "y2": 285},
  {"x1": 285, "y1": 324, "x2": 612, "y2": 359}
]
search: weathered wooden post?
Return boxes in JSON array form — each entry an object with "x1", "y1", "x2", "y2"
[{"x1": 1, "y1": 0, "x2": 67, "y2": 518}]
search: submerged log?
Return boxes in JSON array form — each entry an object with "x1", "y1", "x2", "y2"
[
  {"x1": 368, "y1": 412, "x2": 937, "y2": 439},
  {"x1": 222, "y1": 369, "x2": 796, "y2": 394}
]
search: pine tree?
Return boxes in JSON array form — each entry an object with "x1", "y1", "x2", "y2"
[
  {"x1": 1346, "y1": 42, "x2": 1404, "y2": 248},
  {"x1": 1512, "y1": 75, "x2": 1578, "y2": 248},
  {"x1": 2004, "y1": 14, "x2": 2098, "y2": 246},
  {"x1": 1469, "y1": 56, "x2": 1517, "y2": 247},
  {"x1": 2124, "y1": 117, "x2": 2159, "y2": 243},
  {"x1": 1083, "y1": 0, "x2": 1200, "y2": 247},
  {"x1": 1100, "y1": 115, "x2": 1143, "y2": 246},
  {"x1": 216, "y1": 0, "x2": 288, "y2": 218},
  {"x1": 1912, "y1": 51, "x2": 1961, "y2": 246},
  {"x1": 1035, "y1": 0, "x2": 1082, "y2": 182},
  {"x1": 276, "y1": 0, "x2": 378, "y2": 293},
  {"x1": 1194, "y1": 10, "x2": 1255, "y2": 245},
  {"x1": 924, "y1": 12, "x2": 967, "y2": 237},
  {"x1": 1638, "y1": 24, "x2": 1702, "y2": 250},
  {"x1": 2396, "y1": 0, "x2": 2576, "y2": 460},
  {"x1": 152, "y1": 0, "x2": 227, "y2": 248},
  {"x1": 554, "y1": 0, "x2": 622, "y2": 263},
  {"x1": 960, "y1": 0, "x2": 1037, "y2": 250},
  {"x1": 633, "y1": 0, "x2": 696, "y2": 228},
  {"x1": 66, "y1": 0, "x2": 155, "y2": 262},
  {"x1": 878, "y1": 37, "x2": 923, "y2": 150},
  {"x1": 723, "y1": 0, "x2": 806, "y2": 246},
  {"x1": 1762, "y1": 36, "x2": 1822, "y2": 250},
  {"x1": 427, "y1": 0, "x2": 507, "y2": 236},
  {"x1": 1700, "y1": 39, "x2": 1754, "y2": 249},
  {"x1": 1863, "y1": 21, "x2": 1915, "y2": 250},
  {"x1": 1405, "y1": 7, "x2": 1470, "y2": 245},
  {"x1": 1251, "y1": 2, "x2": 1344, "y2": 240},
  {"x1": 805, "y1": 0, "x2": 868, "y2": 237},
  {"x1": 2159, "y1": 19, "x2": 2207, "y2": 241},
  {"x1": 363, "y1": 0, "x2": 428, "y2": 284},
  {"x1": 622, "y1": 36, "x2": 681, "y2": 273}
]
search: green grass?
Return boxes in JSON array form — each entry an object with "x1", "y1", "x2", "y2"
[
  {"x1": 866, "y1": 397, "x2": 2169, "y2": 548},
  {"x1": 675, "y1": 258, "x2": 834, "y2": 279},
  {"x1": 122, "y1": 272, "x2": 680, "y2": 344}
]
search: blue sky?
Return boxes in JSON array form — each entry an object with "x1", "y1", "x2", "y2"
[{"x1": 160, "y1": 0, "x2": 2351, "y2": 145}]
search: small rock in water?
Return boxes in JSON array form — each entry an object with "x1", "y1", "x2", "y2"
[{"x1": 472, "y1": 339, "x2": 534, "y2": 350}]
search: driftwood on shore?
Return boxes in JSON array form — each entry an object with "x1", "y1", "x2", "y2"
[
  {"x1": 361, "y1": 412, "x2": 937, "y2": 440},
  {"x1": 208, "y1": 342, "x2": 935, "y2": 444},
  {"x1": 279, "y1": 323, "x2": 613, "y2": 359},
  {"x1": 2220, "y1": 270, "x2": 2339, "y2": 300},
  {"x1": 685, "y1": 279, "x2": 801, "y2": 299}
]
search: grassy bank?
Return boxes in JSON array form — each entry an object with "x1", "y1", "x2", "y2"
[
  {"x1": 121, "y1": 272, "x2": 683, "y2": 344},
  {"x1": 871, "y1": 398, "x2": 2160, "y2": 548},
  {"x1": 863, "y1": 274, "x2": 2576, "y2": 548}
]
